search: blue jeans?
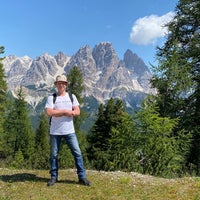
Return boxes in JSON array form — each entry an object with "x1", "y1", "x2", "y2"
[{"x1": 49, "y1": 133, "x2": 86, "y2": 180}]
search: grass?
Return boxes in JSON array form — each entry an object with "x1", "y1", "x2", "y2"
[{"x1": 0, "y1": 168, "x2": 200, "y2": 200}]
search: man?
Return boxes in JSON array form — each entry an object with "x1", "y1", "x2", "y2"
[{"x1": 45, "y1": 74, "x2": 91, "y2": 186}]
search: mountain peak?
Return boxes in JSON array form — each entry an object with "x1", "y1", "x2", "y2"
[
  {"x1": 2, "y1": 42, "x2": 155, "y2": 109},
  {"x1": 124, "y1": 49, "x2": 150, "y2": 75}
]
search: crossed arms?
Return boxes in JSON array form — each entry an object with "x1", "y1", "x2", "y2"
[{"x1": 46, "y1": 106, "x2": 80, "y2": 117}]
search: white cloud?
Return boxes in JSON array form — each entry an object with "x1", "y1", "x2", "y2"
[{"x1": 130, "y1": 12, "x2": 175, "y2": 45}]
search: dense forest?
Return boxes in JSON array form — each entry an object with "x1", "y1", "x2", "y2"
[{"x1": 0, "y1": 0, "x2": 199, "y2": 178}]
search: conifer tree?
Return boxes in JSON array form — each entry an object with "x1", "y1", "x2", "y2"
[
  {"x1": 150, "y1": 0, "x2": 200, "y2": 174},
  {"x1": 67, "y1": 65, "x2": 84, "y2": 104},
  {"x1": 135, "y1": 96, "x2": 191, "y2": 176},
  {"x1": 107, "y1": 111, "x2": 140, "y2": 171},
  {"x1": 87, "y1": 98, "x2": 138, "y2": 171},
  {"x1": 33, "y1": 112, "x2": 50, "y2": 169},
  {"x1": 4, "y1": 86, "x2": 35, "y2": 168},
  {"x1": 0, "y1": 46, "x2": 8, "y2": 160}
]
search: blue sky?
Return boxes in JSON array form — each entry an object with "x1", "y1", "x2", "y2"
[{"x1": 1, "y1": 0, "x2": 178, "y2": 67}]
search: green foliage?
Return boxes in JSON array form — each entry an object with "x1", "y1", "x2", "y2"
[
  {"x1": 87, "y1": 98, "x2": 138, "y2": 171},
  {"x1": 4, "y1": 86, "x2": 35, "y2": 168},
  {"x1": 76, "y1": 130, "x2": 90, "y2": 168},
  {"x1": 59, "y1": 140, "x2": 75, "y2": 169},
  {"x1": 135, "y1": 96, "x2": 189, "y2": 177},
  {"x1": 67, "y1": 65, "x2": 84, "y2": 104},
  {"x1": 0, "y1": 46, "x2": 8, "y2": 158},
  {"x1": 107, "y1": 112, "x2": 141, "y2": 171},
  {"x1": 151, "y1": 45, "x2": 192, "y2": 118},
  {"x1": 10, "y1": 149, "x2": 24, "y2": 169},
  {"x1": 150, "y1": 0, "x2": 200, "y2": 174},
  {"x1": 80, "y1": 96, "x2": 100, "y2": 132},
  {"x1": 32, "y1": 112, "x2": 50, "y2": 169}
]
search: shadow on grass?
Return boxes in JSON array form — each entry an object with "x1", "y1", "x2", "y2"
[{"x1": 0, "y1": 173, "x2": 77, "y2": 185}]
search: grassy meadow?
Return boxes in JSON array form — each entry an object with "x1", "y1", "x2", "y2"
[{"x1": 0, "y1": 168, "x2": 200, "y2": 200}]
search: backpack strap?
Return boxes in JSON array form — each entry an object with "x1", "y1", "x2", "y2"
[
  {"x1": 49, "y1": 92, "x2": 73, "y2": 125},
  {"x1": 49, "y1": 93, "x2": 57, "y2": 125},
  {"x1": 68, "y1": 92, "x2": 73, "y2": 103},
  {"x1": 53, "y1": 92, "x2": 57, "y2": 103}
]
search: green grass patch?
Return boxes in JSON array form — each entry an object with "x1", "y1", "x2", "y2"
[{"x1": 0, "y1": 168, "x2": 200, "y2": 200}]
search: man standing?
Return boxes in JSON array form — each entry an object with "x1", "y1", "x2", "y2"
[{"x1": 45, "y1": 74, "x2": 90, "y2": 186}]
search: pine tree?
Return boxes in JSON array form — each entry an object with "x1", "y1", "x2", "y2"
[
  {"x1": 135, "y1": 96, "x2": 191, "y2": 177},
  {"x1": 107, "y1": 111, "x2": 140, "y2": 171},
  {"x1": 87, "y1": 98, "x2": 138, "y2": 171},
  {"x1": 33, "y1": 112, "x2": 50, "y2": 169},
  {"x1": 0, "y1": 46, "x2": 8, "y2": 161},
  {"x1": 151, "y1": 0, "x2": 200, "y2": 174},
  {"x1": 67, "y1": 65, "x2": 84, "y2": 104},
  {"x1": 4, "y1": 86, "x2": 35, "y2": 168}
]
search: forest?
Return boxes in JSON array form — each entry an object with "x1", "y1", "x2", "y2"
[{"x1": 0, "y1": 0, "x2": 199, "y2": 178}]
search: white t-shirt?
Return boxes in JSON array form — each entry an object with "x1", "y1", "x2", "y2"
[{"x1": 45, "y1": 93, "x2": 79, "y2": 135}]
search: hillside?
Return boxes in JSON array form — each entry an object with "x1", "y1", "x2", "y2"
[{"x1": 0, "y1": 168, "x2": 200, "y2": 200}]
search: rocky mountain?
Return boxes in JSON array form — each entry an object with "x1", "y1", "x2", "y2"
[{"x1": 2, "y1": 42, "x2": 155, "y2": 122}]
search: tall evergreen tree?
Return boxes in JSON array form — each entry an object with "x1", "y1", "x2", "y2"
[
  {"x1": 67, "y1": 65, "x2": 84, "y2": 104},
  {"x1": 151, "y1": 0, "x2": 200, "y2": 174},
  {"x1": 135, "y1": 96, "x2": 191, "y2": 177},
  {"x1": 4, "y1": 86, "x2": 35, "y2": 168},
  {"x1": 0, "y1": 46, "x2": 8, "y2": 161},
  {"x1": 87, "y1": 98, "x2": 138, "y2": 171},
  {"x1": 107, "y1": 111, "x2": 140, "y2": 171},
  {"x1": 33, "y1": 112, "x2": 50, "y2": 169}
]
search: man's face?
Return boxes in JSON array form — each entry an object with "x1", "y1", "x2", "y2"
[{"x1": 56, "y1": 81, "x2": 67, "y2": 91}]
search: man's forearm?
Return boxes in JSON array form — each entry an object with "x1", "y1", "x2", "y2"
[{"x1": 46, "y1": 108, "x2": 70, "y2": 117}]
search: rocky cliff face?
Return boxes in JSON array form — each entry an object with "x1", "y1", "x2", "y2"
[{"x1": 2, "y1": 42, "x2": 155, "y2": 110}]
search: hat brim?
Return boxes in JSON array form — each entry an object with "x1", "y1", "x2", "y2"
[{"x1": 54, "y1": 81, "x2": 68, "y2": 85}]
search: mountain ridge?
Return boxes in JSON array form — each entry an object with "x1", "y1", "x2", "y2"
[{"x1": 2, "y1": 42, "x2": 155, "y2": 111}]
